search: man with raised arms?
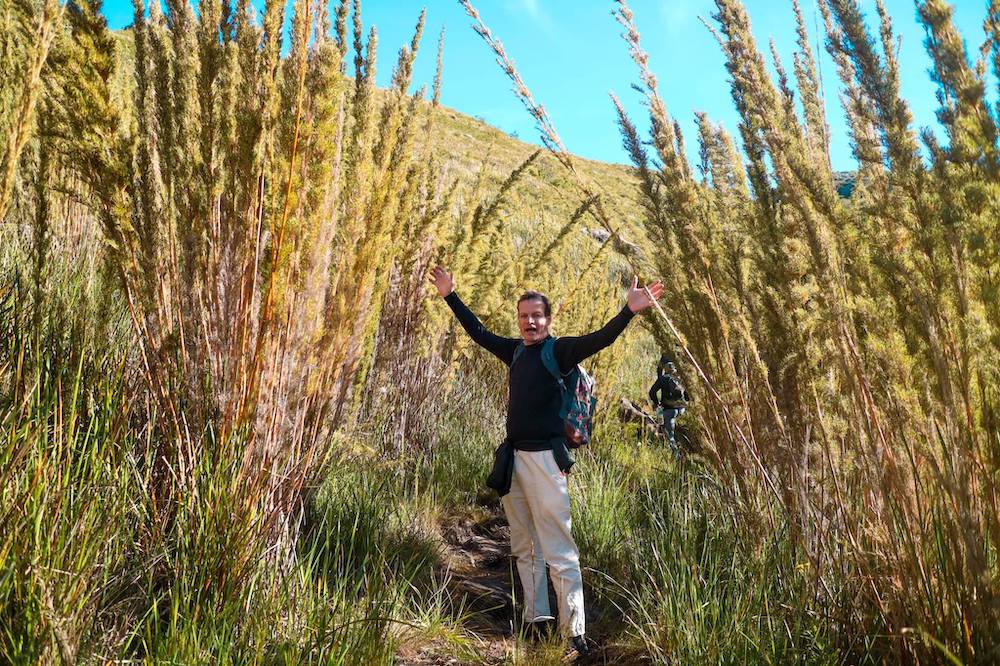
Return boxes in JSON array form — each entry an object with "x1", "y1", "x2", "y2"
[{"x1": 430, "y1": 266, "x2": 663, "y2": 655}]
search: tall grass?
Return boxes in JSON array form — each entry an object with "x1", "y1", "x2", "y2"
[
  {"x1": 2, "y1": 0, "x2": 635, "y2": 658},
  {"x1": 462, "y1": 0, "x2": 1000, "y2": 659},
  {"x1": 615, "y1": 0, "x2": 1000, "y2": 658},
  {"x1": 9, "y1": 0, "x2": 999, "y2": 660},
  {"x1": 0, "y1": 0, "x2": 62, "y2": 222},
  {"x1": 563, "y1": 433, "x2": 822, "y2": 663},
  {"x1": 1, "y1": 0, "x2": 527, "y2": 659},
  {"x1": 0, "y1": 280, "x2": 133, "y2": 663},
  {"x1": 0, "y1": 243, "x2": 476, "y2": 661}
]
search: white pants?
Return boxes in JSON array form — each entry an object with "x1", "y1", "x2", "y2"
[{"x1": 501, "y1": 449, "x2": 585, "y2": 637}]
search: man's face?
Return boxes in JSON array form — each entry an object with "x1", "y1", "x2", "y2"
[{"x1": 517, "y1": 298, "x2": 550, "y2": 345}]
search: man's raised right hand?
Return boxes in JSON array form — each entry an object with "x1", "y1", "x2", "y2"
[{"x1": 429, "y1": 266, "x2": 454, "y2": 297}]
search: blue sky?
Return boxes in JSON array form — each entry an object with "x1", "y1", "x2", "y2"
[{"x1": 101, "y1": 0, "x2": 995, "y2": 171}]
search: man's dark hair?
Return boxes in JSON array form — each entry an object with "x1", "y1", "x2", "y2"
[{"x1": 517, "y1": 290, "x2": 551, "y2": 316}]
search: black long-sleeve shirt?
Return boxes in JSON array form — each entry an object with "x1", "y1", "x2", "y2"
[
  {"x1": 648, "y1": 374, "x2": 689, "y2": 408},
  {"x1": 444, "y1": 291, "x2": 635, "y2": 443}
]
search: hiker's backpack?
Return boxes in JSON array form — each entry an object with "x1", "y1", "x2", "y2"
[
  {"x1": 662, "y1": 375, "x2": 689, "y2": 408},
  {"x1": 513, "y1": 337, "x2": 597, "y2": 448}
]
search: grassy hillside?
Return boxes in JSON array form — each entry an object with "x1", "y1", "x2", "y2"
[{"x1": 429, "y1": 103, "x2": 646, "y2": 234}]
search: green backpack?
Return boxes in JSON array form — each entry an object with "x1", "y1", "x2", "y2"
[{"x1": 513, "y1": 337, "x2": 597, "y2": 448}]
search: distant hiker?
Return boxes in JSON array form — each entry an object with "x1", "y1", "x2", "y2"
[
  {"x1": 648, "y1": 355, "x2": 689, "y2": 456},
  {"x1": 430, "y1": 266, "x2": 663, "y2": 656}
]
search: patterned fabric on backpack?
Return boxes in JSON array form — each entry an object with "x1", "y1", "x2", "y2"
[{"x1": 513, "y1": 338, "x2": 597, "y2": 448}]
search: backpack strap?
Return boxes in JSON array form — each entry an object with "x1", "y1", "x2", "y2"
[
  {"x1": 540, "y1": 337, "x2": 566, "y2": 388},
  {"x1": 512, "y1": 341, "x2": 526, "y2": 366}
]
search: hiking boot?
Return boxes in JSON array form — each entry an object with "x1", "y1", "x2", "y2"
[{"x1": 569, "y1": 634, "x2": 590, "y2": 655}]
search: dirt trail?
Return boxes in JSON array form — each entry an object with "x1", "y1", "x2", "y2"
[
  {"x1": 442, "y1": 515, "x2": 517, "y2": 648},
  {"x1": 399, "y1": 508, "x2": 628, "y2": 665}
]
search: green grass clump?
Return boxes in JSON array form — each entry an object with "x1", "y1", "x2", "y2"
[
  {"x1": 0, "y1": 250, "x2": 467, "y2": 662},
  {"x1": 567, "y1": 432, "x2": 837, "y2": 664}
]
